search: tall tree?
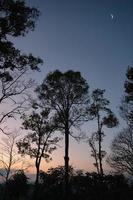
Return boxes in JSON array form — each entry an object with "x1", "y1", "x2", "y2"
[
  {"x1": 17, "y1": 109, "x2": 60, "y2": 185},
  {"x1": 125, "y1": 66, "x2": 133, "y2": 102},
  {"x1": 0, "y1": 0, "x2": 42, "y2": 133},
  {"x1": 88, "y1": 89, "x2": 118, "y2": 175},
  {"x1": 120, "y1": 66, "x2": 133, "y2": 127},
  {"x1": 36, "y1": 70, "x2": 89, "y2": 199},
  {"x1": 107, "y1": 127, "x2": 133, "y2": 175},
  {"x1": 107, "y1": 67, "x2": 133, "y2": 175}
]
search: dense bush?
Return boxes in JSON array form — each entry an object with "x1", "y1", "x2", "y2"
[
  {"x1": 0, "y1": 168, "x2": 133, "y2": 200},
  {"x1": 2, "y1": 170, "x2": 29, "y2": 200}
]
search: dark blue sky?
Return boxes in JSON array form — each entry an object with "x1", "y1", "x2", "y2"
[
  {"x1": 12, "y1": 0, "x2": 133, "y2": 171},
  {"x1": 14, "y1": 0, "x2": 133, "y2": 106}
]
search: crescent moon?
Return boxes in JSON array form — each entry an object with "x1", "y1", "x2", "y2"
[{"x1": 110, "y1": 14, "x2": 114, "y2": 19}]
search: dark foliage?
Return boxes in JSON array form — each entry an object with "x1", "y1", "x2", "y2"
[
  {"x1": 108, "y1": 67, "x2": 133, "y2": 175},
  {"x1": 120, "y1": 66, "x2": 133, "y2": 126},
  {"x1": 0, "y1": 0, "x2": 43, "y2": 130},
  {"x1": 0, "y1": 166, "x2": 133, "y2": 200},
  {"x1": 3, "y1": 170, "x2": 28, "y2": 200},
  {"x1": 29, "y1": 168, "x2": 133, "y2": 200},
  {"x1": 107, "y1": 127, "x2": 133, "y2": 175},
  {"x1": 124, "y1": 67, "x2": 133, "y2": 102}
]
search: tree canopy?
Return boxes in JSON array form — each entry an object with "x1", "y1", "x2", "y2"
[
  {"x1": 108, "y1": 67, "x2": 133, "y2": 175},
  {"x1": 120, "y1": 66, "x2": 133, "y2": 127},
  {"x1": 36, "y1": 70, "x2": 90, "y2": 199},
  {"x1": 0, "y1": 0, "x2": 43, "y2": 131},
  {"x1": 107, "y1": 127, "x2": 133, "y2": 175}
]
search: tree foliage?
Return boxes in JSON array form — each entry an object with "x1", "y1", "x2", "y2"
[
  {"x1": 107, "y1": 67, "x2": 133, "y2": 175},
  {"x1": 108, "y1": 67, "x2": 133, "y2": 175},
  {"x1": 5, "y1": 170, "x2": 28, "y2": 200},
  {"x1": 0, "y1": 0, "x2": 42, "y2": 131},
  {"x1": 0, "y1": 0, "x2": 40, "y2": 37},
  {"x1": 120, "y1": 66, "x2": 133, "y2": 127},
  {"x1": 36, "y1": 70, "x2": 89, "y2": 131},
  {"x1": 35, "y1": 167, "x2": 130, "y2": 200},
  {"x1": 107, "y1": 127, "x2": 133, "y2": 175},
  {"x1": 124, "y1": 67, "x2": 133, "y2": 102}
]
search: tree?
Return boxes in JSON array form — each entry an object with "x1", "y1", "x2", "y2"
[
  {"x1": 17, "y1": 109, "x2": 60, "y2": 185},
  {"x1": 46, "y1": 165, "x2": 74, "y2": 186},
  {"x1": 39, "y1": 165, "x2": 74, "y2": 189},
  {"x1": 124, "y1": 66, "x2": 133, "y2": 102},
  {"x1": 88, "y1": 89, "x2": 118, "y2": 175},
  {"x1": 120, "y1": 66, "x2": 133, "y2": 127},
  {"x1": 107, "y1": 67, "x2": 133, "y2": 175},
  {"x1": 107, "y1": 127, "x2": 133, "y2": 175},
  {"x1": 36, "y1": 70, "x2": 89, "y2": 199},
  {"x1": 0, "y1": 132, "x2": 29, "y2": 183},
  {"x1": 0, "y1": 0, "x2": 42, "y2": 133},
  {"x1": 0, "y1": 132, "x2": 21, "y2": 182}
]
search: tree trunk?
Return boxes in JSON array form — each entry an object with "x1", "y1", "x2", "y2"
[
  {"x1": 35, "y1": 164, "x2": 40, "y2": 185},
  {"x1": 32, "y1": 161, "x2": 40, "y2": 200},
  {"x1": 97, "y1": 113, "x2": 103, "y2": 176},
  {"x1": 98, "y1": 131, "x2": 103, "y2": 176},
  {"x1": 64, "y1": 124, "x2": 69, "y2": 200},
  {"x1": 95, "y1": 154, "x2": 100, "y2": 175},
  {"x1": 5, "y1": 168, "x2": 10, "y2": 183}
]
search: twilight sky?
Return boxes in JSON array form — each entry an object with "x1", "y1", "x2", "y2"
[{"x1": 11, "y1": 0, "x2": 133, "y2": 172}]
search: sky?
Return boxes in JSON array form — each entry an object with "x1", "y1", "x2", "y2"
[{"x1": 8, "y1": 0, "x2": 133, "y2": 173}]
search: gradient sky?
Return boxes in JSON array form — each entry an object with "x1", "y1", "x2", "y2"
[{"x1": 10, "y1": 0, "x2": 133, "y2": 172}]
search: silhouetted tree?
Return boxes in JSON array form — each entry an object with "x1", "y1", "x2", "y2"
[
  {"x1": 107, "y1": 67, "x2": 133, "y2": 175},
  {"x1": 88, "y1": 89, "x2": 118, "y2": 175},
  {"x1": 17, "y1": 109, "x2": 60, "y2": 185},
  {"x1": 0, "y1": 132, "x2": 21, "y2": 182},
  {"x1": 40, "y1": 165, "x2": 74, "y2": 188},
  {"x1": 38, "y1": 167, "x2": 131, "y2": 200},
  {"x1": 124, "y1": 66, "x2": 133, "y2": 102},
  {"x1": 36, "y1": 70, "x2": 89, "y2": 199},
  {"x1": 38, "y1": 166, "x2": 74, "y2": 200},
  {"x1": 46, "y1": 165, "x2": 74, "y2": 186},
  {"x1": 120, "y1": 66, "x2": 133, "y2": 127},
  {"x1": 0, "y1": 131, "x2": 30, "y2": 183},
  {"x1": 107, "y1": 127, "x2": 133, "y2": 175},
  {"x1": 0, "y1": 0, "x2": 42, "y2": 133}
]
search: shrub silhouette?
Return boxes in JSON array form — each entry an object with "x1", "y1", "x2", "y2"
[{"x1": 5, "y1": 170, "x2": 28, "y2": 200}]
